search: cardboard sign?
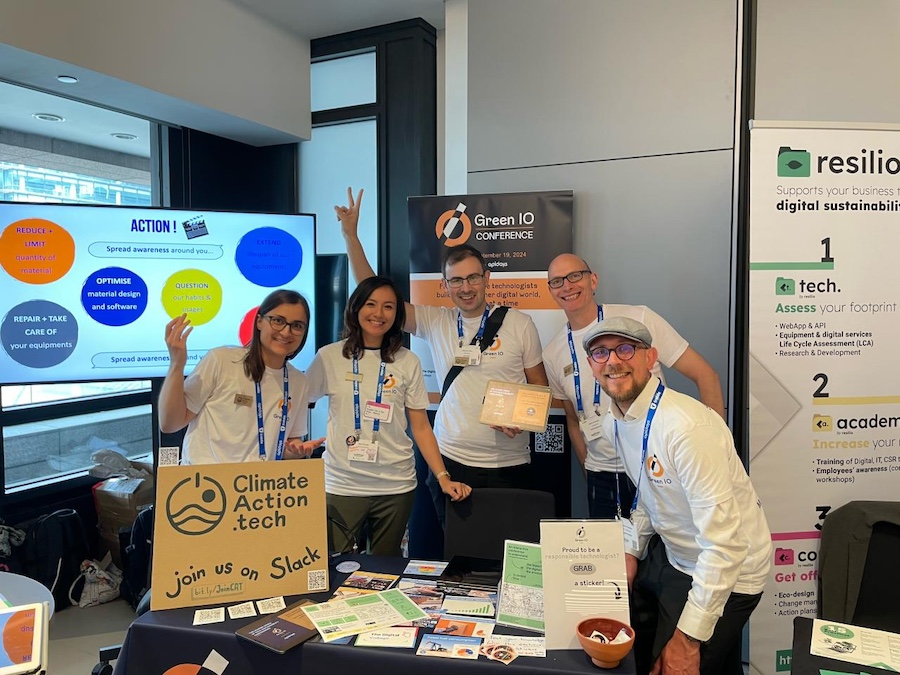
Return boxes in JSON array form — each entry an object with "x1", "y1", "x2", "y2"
[{"x1": 151, "y1": 459, "x2": 329, "y2": 610}]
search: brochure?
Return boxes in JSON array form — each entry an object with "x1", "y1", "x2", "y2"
[
  {"x1": 441, "y1": 595, "x2": 496, "y2": 617},
  {"x1": 338, "y1": 570, "x2": 399, "y2": 592},
  {"x1": 434, "y1": 614, "x2": 496, "y2": 638},
  {"x1": 354, "y1": 626, "x2": 418, "y2": 648},
  {"x1": 810, "y1": 618, "x2": 900, "y2": 671},
  {"x1": 415, "y1": 634, "x2": 482, "y2": 659},
  {"x1": 402, "y1": 560, "x2": 449, "y2": 577},
  {"x1": 235, "y1": 600, "x2": 317, "y2": 654},
  {"x1": 302, "y1": 589, "x2": 428, "y2": 643},
  {"x1": 497, "y1": 540, "x2": 545, "y2": 632}
]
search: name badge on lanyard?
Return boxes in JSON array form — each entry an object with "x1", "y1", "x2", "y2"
[
  {"x1": 454, "y1": 306, "x2": 491, "y2": 366},
  {"x1": 352, "y1": 355, "x2": 387, "y2": 460},
  {"x1": 621, "y1": 518, "x2": 639, "y2": 551},
  {"x1": 579, "y1": 413, "x2": 605, "y2": 441},
  {"x1": 453, "y1": 345, "x2": 481, "y2": 366},
  {"x1": 349, "y1": 440, "x2": 379, "y2": 463}
]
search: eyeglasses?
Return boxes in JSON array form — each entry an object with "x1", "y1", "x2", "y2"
[
  {"x1": 548, "y1": 269, "x2": 592, "y2": 289},
  {"x1": 587, "y1": 343, "x2": 646, "y2": 364},
  {"x1": 444, "y1": 273, "x2": 485, "y2": 288},
  {"x1": 263, "y1": 314, "x2": 308, "y2": 335}
]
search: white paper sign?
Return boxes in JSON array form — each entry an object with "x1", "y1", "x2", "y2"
[{"x1": 540, "y1": 520, "x2": 629, "y2": 650}]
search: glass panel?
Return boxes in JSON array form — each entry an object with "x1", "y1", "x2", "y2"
[
  {"x1": 311, "y1": 52, "x2": 377, "y2": 112},
  {"x1": 300, "y1": 120, "x2": 378, "y2": 259},
  {"x1": 3, "y1": 404, "x2": 152, "y2": 490},
  {"x1": 300, "y1": 119, "x2": 377, "y2": 442}
]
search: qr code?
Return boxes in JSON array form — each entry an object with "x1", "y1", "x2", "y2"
[
  {"x1": 308, "y1": 569, "x2": 327, "y2": 591},
  {"x1": 159, "y1": 446, "x2": 181, "y2": 466},
  {"x1": 534, "y1": 423, "x2": 564, "y2": 454}
]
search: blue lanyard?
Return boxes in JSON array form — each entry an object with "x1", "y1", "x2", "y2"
[
  {"x1": 567, "y1": 305, "x2": 604, "y2": 418},
  {"x1": 613, "y1": 380, "x2": 665, "y2": 516},
  {"x1": 353, "y1": 355, "x2": 387, "y2": 440},
  {"x1": 256, "y1": 365, "x2": 289, "y2": 461},
  {"x1": 457, "y1": 306, "x2": 491, "y2": 347}
]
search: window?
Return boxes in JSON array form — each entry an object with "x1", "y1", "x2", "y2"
[{"x1": 0, "y1": 82, "x2": 155, "y2": 494}]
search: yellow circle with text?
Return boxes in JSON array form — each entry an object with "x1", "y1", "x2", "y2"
[{"x1": 161, "y1": 269, "x2": 223, "y2": 326}]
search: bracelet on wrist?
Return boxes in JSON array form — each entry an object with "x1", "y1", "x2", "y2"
[{"x1": 436, "y1": 470, "x2": 451, "y2": 481}]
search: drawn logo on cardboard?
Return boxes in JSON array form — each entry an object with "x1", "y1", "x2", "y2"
[{"x1": 166, "y1": 472, "x2": 227, "y2": 535}]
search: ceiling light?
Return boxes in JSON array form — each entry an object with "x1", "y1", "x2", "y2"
[
  {"x1": 33, "y1": 113, "x2": 64, "y2": 122},
  {"x1": 57, "y1": 75, "x2": 79, "y2": 84},
  {"x1": 110, "y1": 133, "x2": 138, "y2": 141}
]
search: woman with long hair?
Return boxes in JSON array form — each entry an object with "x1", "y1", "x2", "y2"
[
  {"x1": 160, "y1": 288, "x2": 325, "y2": 464},
  {"x1": 307, "y1": 276, "x2": 471, "y2": 556}
]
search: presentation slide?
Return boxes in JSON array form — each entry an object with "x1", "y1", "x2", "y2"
[{"x1": 0, "y1": 204, "x2": 316, "y2": 385}]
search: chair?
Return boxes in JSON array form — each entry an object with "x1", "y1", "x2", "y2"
[
  {"x1": 444, "y1": 488, "x2": 556, "y2": 560},
  {"x1": 818, "y1": 500, "x2": 900, "y2": 631}
]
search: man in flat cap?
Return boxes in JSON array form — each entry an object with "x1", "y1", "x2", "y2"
[
  {"x1": 583, "y1": 316, "x2": 771, "y2": 675},
  {"x1": 542, "y1": 253, "x2": 724, "y2": 519}
]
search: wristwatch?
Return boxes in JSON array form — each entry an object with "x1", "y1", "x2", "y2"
[{"x1": 683, "y1": 633, "x2": 703, "y2": 644}]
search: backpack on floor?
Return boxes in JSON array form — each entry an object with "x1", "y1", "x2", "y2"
[
  {"x1": 120, "y1": 505, "x2": 154, "y2": 610},
  {"x1": 25, "y1": 508, "x2": 91, "y2": 610}
]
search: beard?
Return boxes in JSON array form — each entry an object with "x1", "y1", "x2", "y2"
[{"x1": 600, "y1": 367, "x2": 651, "y2": 408}]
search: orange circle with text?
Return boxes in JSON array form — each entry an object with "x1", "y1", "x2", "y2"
[
  {"x1": 2, "y1": 609, "x2": 36, "y2": 664},
  {"x1": 0, "y1": 218, "x2": 76, "y2": 284}
]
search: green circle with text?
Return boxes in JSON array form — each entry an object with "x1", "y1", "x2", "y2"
[{"x1": 820, "y1": 624, "x2": 854, "y2": 640}]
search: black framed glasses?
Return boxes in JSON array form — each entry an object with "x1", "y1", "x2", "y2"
[
  {"x1": 588, "y1": 343, "x2": 646, "y2": 364},
  {"x1": 548, "y1": 269, "x2": 592, "y2": 289},
  {"x1": 263, "y1": 314, "x2": 308, "y2": 335},
  {"x1": 445, "y1": 273, "x2": 485, "y2": 288}
]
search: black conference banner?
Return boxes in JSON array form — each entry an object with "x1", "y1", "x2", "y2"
[{"x1": 408, "y1": 190, "x2": 573, "y2": 398}]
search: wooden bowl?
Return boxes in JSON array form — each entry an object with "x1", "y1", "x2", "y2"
[{"x1": 576, "y1": 617, "x2": 635, "y2": 668}]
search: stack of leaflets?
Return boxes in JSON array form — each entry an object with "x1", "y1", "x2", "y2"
[
  {"x1": 331, "y1": 571, "x2": 399, "y2": 600},
  {"x1": 437, "y1": 556, "x2": 502, "y2": 593}
]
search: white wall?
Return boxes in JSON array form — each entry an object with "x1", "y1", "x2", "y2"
[
  {"x1": 446, "y1": 0, "x2": 738, "y2": 401},
  {"x1": 755, "y1": 0, "x2": 900, "y2": 124},
  {"x1": 0, "y1": 0, "x2": 311, "y2": 144}
]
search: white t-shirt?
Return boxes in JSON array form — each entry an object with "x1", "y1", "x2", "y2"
[
  {"x1": 182, "y1": 346, "x2": 310, "y2": 465},
  {"x1": 607, "y1": 376, "x2": 772, "y2": 641},
  {"x1": 306, "y1": 342, "x2": 430, "y2": 496},
  {"x1": 543, "y1": 304, "x2": 689, "y2": 472},
  {"x1": 414, "y1": 305, "x2": 544, "y2": 468}
]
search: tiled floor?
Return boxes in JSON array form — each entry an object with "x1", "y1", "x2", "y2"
[{"x1": 49, "y1": 599, "x2": 136, "y2": 675}]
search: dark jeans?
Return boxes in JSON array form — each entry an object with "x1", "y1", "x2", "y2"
[
  {"x1": 631, "y1": 536, "x2": 762, "y2": 675},
  {"x1": 586, "y1": 470, "x2": 636, "y2": 519},
  {"x1": 427, "y1": 455, "x2": 533, "y2": 525}
]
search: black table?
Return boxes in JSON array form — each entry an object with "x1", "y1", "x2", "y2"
[
  {"x1": 790, "y1": 617, "x2": 896, "y2": 675},
  {"x1": 112, "y1": 554, "x2": 635, "y2": 675}
]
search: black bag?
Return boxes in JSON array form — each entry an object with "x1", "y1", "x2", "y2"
[
  {"x1": 25, "y1": 508, "x2": 91, "y2": 610},
  {"x1": 120, "y1": 505, "x2": 154, "y2": 610}
]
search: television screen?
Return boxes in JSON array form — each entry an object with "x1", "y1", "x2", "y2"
[{"x1": 0, "y1": 203, "x2": 316, "y2": 385}]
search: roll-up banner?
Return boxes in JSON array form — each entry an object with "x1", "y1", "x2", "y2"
[
  {"x1": 748, "y1": 121, "x2": 900, "y2": 674},
  {"x1": 408, "y1": 190, "x2": 573, "y2": 400}
]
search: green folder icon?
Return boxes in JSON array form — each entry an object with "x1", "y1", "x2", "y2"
[
  {"x1": 777, "y1": 147, "x2": 811, "y2": 177},
  {"x1": 775, "y1": 277, "x2": 795, "y2": 295}
]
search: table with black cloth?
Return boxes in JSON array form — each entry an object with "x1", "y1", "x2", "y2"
[
  {"x1": 790, "y1": 616, "x2": 896, "y2": 675},
  {"x1": 112, "y1": 553, "x2": 635, "y2": 675}
]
